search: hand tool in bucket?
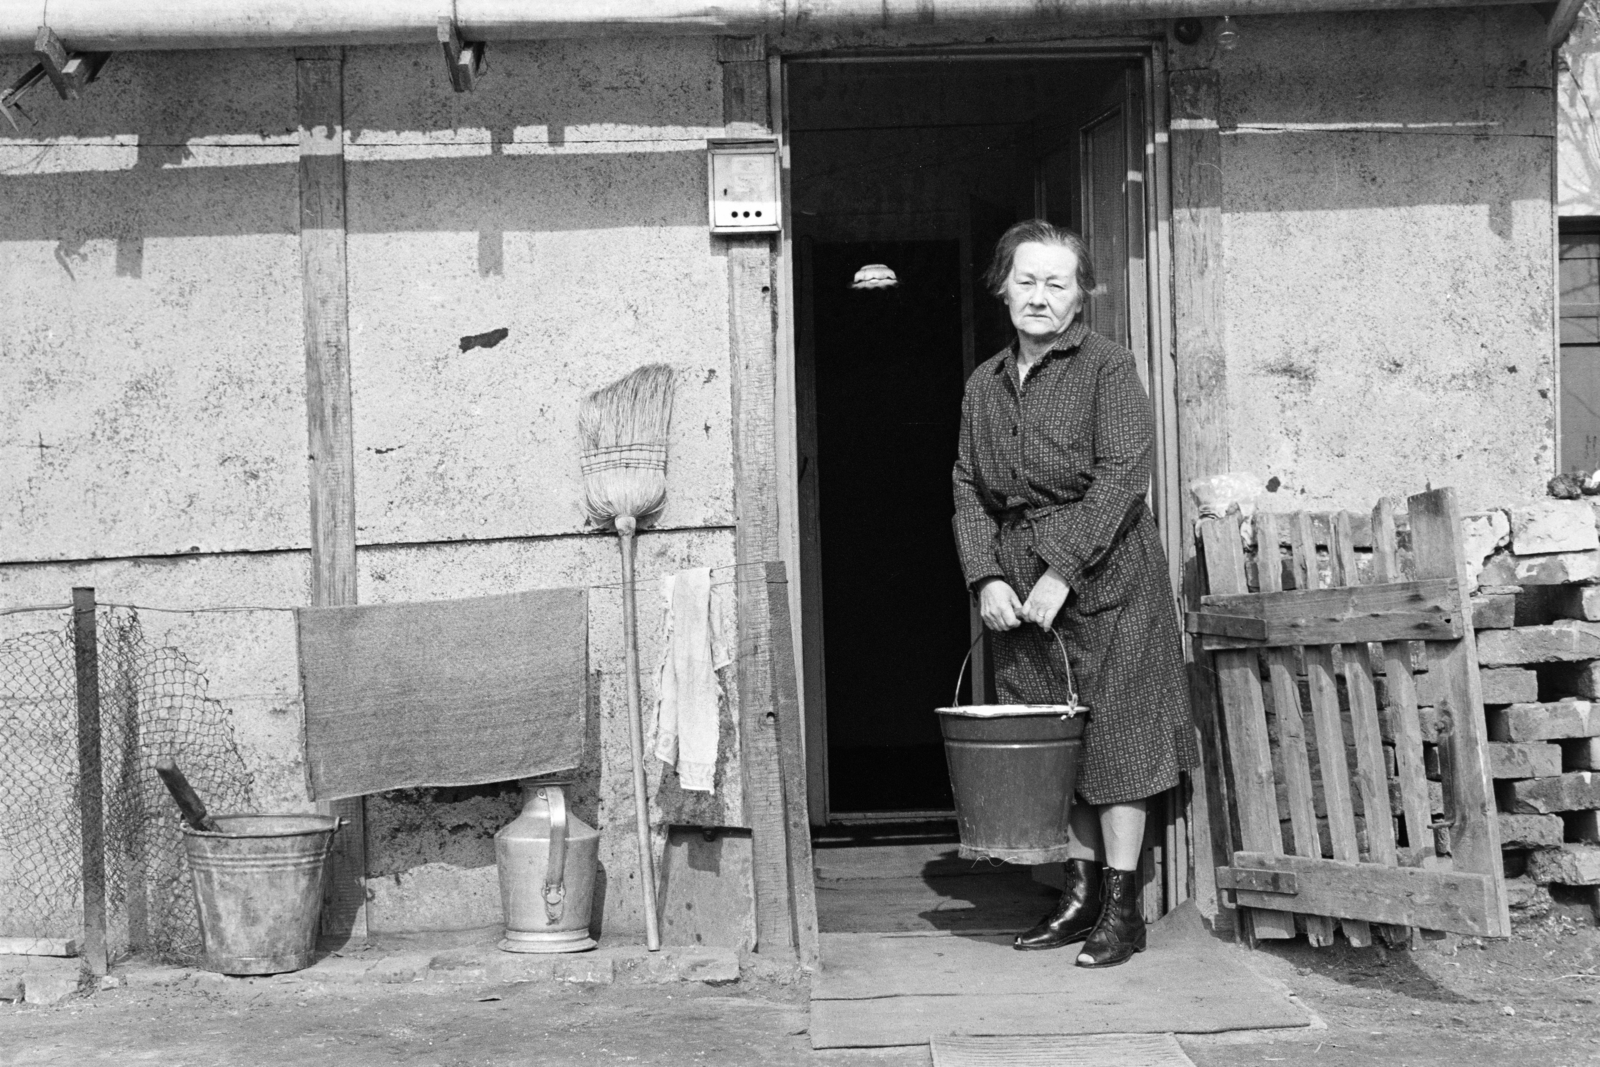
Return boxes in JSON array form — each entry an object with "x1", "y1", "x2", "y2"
[
  {"x1": 936, "y1": 629, "x2": 1089, "y2": 865},
  {"x1": 578, "y1": 362, "x2": 674, "y2": 952},
  {"x1": 155, "y1": 757, "x2": 221, "y2": 832}
]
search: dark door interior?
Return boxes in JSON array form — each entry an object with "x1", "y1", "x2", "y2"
[
  {"x1": 789, "y1": 57, "x2": 1144, "y2": 820},
  {"x1": 812, "y1": 241, "x2": 969, "y2": 813}
]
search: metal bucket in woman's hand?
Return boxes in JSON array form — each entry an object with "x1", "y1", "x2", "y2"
[{"x1": 935, "y1": 629, "x2": 1088, "y2": 865}]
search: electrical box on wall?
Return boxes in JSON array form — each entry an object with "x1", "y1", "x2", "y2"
[{"x1": 707, "y1": 138, "x2": 781, "y2": 235}]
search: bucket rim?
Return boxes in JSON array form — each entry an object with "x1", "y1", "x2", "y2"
[
  {"x1": 180, "y1": 813, "x2": 340, "y2": 839},
  {"x1": 935, "y1": 703, "x2": 1087, "y2": 718}
]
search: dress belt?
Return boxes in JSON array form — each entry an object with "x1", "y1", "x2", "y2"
[{"x1": 993, "y1": 502, "x2": 1069, "y2": 529}]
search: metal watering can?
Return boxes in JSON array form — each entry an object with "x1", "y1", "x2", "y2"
[
  {"x1": 935, "y1": 629, "x2": 1089, "y2": 865},
  {"x1": 496, "y1": 780, "x2": 599, "y2": 953}
]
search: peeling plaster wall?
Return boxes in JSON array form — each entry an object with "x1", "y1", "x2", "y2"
[
  {"x1": 1, "y1": 38, "x2": 739, "y2": 938},
  {"x1": 1207, "y1": 8, "x2": 1556, "y2": 514}
]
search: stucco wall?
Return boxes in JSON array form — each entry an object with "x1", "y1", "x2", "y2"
[
  {"x1": 1, "y1": 37, "x2": 738, "y2": 937},
  {"x1": 1203, "y1": 7, "x2": 1556, "y2": 514}
]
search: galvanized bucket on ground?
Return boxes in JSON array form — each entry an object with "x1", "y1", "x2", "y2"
[
  {"x1": 181, "y1": 813, "x2": 339, "y2": 975},
  {"x1": 936, "y1": 631, "x2": 1088, "y2": 865}
]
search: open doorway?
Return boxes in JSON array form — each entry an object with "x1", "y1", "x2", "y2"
[{"x1": 787, "y1": 54, "x2": 1165, "y2": 826}]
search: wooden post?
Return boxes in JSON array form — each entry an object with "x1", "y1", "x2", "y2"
[
  {"x1": 71, "y1": 587, "x2": 108, "y2": 977},
  {"x1": 721, "y1": 34, "x2": 796, "y2": 956},
  {"x1": 1169, "y1": 62, "x2": 1232, "y2": 933},
  {"x1": 297, "y1": 47, "x2": 366, "y2": 942},
  {"x1": 766, "y1": 561, "x2": 818, "y2": 968}
]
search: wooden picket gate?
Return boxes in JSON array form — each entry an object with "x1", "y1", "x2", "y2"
[{"x1": 1190, "y1": 487, "x2": 1510, "y2": 944}]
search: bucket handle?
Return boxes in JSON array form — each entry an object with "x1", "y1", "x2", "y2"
[{"x1": 952, "y1": 626, "x2": 1080, "y2": 710}]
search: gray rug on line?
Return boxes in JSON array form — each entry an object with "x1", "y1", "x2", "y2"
[{"x1": 809, "y1": 902, "x2": 1310, "y2": 1049}]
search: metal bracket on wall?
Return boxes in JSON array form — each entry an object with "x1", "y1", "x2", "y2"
[
  {"x1": 34, "y1": 26, "x2": 110, "y2": 101},
  {"x1": 437, "y1": 18, "x2": 487, "y2": 93}
]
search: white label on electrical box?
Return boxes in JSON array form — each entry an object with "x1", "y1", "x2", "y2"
[{"x1": 710, "y1": 147, "x2": 779, "y2": 231}]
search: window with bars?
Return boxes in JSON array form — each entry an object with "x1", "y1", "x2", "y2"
[{"x1": 1561, "y1": 224, "x2": 1600, "y2": 474}]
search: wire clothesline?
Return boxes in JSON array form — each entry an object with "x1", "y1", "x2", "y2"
[{"x1": 0, "y1": 561, "x2": 778, "y2": 618}]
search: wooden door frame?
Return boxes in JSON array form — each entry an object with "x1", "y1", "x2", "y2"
[{"x1": 771, "y1": 41, "x2": 1185, "y2": 830}]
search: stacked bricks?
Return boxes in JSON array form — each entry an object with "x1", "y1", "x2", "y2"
[{"x1": 1470, "y1": 499, "x2": 1600, "y2": 913}]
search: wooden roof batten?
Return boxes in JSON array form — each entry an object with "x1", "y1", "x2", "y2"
[{"x1": 0, "y1": 0, "x2": 1533, "y2": 55}]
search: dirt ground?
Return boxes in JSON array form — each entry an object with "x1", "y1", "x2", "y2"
[{"x1": 2, "y1": 908, "x2": 1597, "y2": 1066}]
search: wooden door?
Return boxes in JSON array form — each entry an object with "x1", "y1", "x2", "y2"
[{"x1": 1191, "y1": 487, "x2": 1510, "y2": 941}]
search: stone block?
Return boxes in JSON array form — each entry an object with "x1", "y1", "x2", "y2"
[
  {"x1": 1489, "y1": 741, "x2": 1563, "y2": 779},
  {"x1": 1527, "y1": 844, "x2": 1600, "y2": 885},
  {"x1": 1500, "y1": 772, "x2": 1600, "y2": 813},
  {"x1": 1478, "y1": 551, "x2": 1600, "y2": 588},
  {"x1": 1480, "y1": 667, "x2": 1538, "y2": 705},
  {"x1": 22, "y1": 969, "x2": 80, "y2": 1006},
  {"x1": 1476, "y1": 622, "x2": 1600, "y2": 666},
  {"x1": 1390, "y1": 778, "x2": 1445, "y2": 816},
  {"x1": 0, "y1": 975, "x2": 22, "y2": 1001},
  {"x1": 553, "y1": 956, "x2": 615, "y2": 985},
  {"x1": 1505, "y1": 875, "x2": 1552, "y2": 915},
  {"x1": 1509, "y1": 500, "x2": 1600, "y2": 555},
  {"x1": 1470, "y1": 593, "x2": 1516, "y2": 629},
  {"x1": 1550, "y1": 585, "x2": 1600, "y2": 622},
  {"x1": 1461, "y1": 511, "x2": 1511, "y2": 589},
  {"x1": 1563, "y1": 737, "x2": 1600, "y2": 771},
  {"x1": 1488, "y1": 701, "x2": 1600, "y2": 741},
  {"x1": 1565, "y1": 810, "x2": 1600, "y2": 843},
  {"x1": 1498, "y1": 813, "x2": 1565, "y2": 848},
  {"x1": 1379, "y1": 703, "x2": 1441, "y2": 744},
  {"x1": 636, "y1": 947, "x2": 739, "y2": 984},
  {"x1": 1541, "y1": 661, "x2": 1600, "y2": 699}
]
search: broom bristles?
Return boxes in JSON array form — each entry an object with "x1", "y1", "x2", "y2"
[{"x1": 578, "y1": 363, "x2": 675, "y2": 530}]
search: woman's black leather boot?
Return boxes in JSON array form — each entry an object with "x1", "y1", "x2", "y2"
[
  {"x1": 1075, "y1": 867, "x2": 1146, "y2": 968},
  {"x1": 1013, "y1": 858, "x2": 1101, "y2": 950}
]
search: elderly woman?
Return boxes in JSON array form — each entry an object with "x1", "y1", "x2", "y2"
[{"x1": 952, "y1": 219, "x2": 1196, "y2": 969}]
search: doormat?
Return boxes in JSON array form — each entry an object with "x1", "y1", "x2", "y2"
[
  {"x1": 810, "y1": 903, "x2": 1309, "y2": 1048},
  {"x1": 930, "y1": 1033, "x2": 1196, "y2": 1067}
]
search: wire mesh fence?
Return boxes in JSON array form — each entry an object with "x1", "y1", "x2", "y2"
[{"x1": 0, "y1": 605, "x2": 254, "y2": 964}]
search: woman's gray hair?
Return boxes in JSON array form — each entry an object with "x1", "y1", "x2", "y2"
[{"x1": 983, "y1": 219, "x2": 1097, "y2": 299}]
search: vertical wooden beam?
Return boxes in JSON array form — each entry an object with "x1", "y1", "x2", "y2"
[
  {"x1": 72, "y1": 587, "x2": 108, "y2": 977},
  {"x1": 721, "y1": 35, "x2": 795, "y2": 956},
  {"x1": 296, "y1": 48, "x2": 366, "y2": 942},
  {"x1": 1169, "y1": 62, "x2": 1231, "y2": 932},
  {"x1": 767, "y1": 561, "x2": 818, "y2": 968}
]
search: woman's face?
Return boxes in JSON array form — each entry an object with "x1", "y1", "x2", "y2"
[{"x1": 1003, "y1": 241, "x2": 1085, "y2": 343}]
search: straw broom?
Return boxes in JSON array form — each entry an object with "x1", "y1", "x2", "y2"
[{"x1": 579, "y1": 363, "x2": 674, "y2": 952}]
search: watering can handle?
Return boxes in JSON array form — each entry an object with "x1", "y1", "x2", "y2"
[
  {"x1": 952, "y1": 627, "x2": 1079, "y2": 709},
  {"x1": 542, "y1": 785, "x2": 568, "y2": 925}
]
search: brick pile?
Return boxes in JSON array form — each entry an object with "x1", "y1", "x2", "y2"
[{"x1": 1468, "y1": 499, "x2": 1600, "y2": 916}]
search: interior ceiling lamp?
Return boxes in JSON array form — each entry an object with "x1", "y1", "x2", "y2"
[
  {"x1": 851, "y1": 264, "x2": 898, "y2": 290},
  {"x1": 1217, "y1": 15, "x2": 1240, "y2": 50}
]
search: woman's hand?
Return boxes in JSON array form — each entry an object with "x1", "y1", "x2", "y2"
[
  {"x1": 1021, "y1": 567, "x2": 1071, "y2": 630},
  {"x1": 977, "y1": 579, "x2": 1024, "y2": 631}
]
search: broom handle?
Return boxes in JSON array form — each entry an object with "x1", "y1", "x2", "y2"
[{"x1": 617, "y1": 516, "x2": 662, "y2": 951}]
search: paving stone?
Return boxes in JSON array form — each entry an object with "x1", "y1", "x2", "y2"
[
  {"x1": 1471, "y1": 593, "x2": 1516, "y2": 629},
  {"x1": 1489, "y1": 741, "x2": 1563, "y2": 779},
  {"x1": 300, "y1": 955, "x2": 376, "y2": 983},
  {"x1": 635, "y1": 948, "x2": 739, "y2": 984},
  {"x1": 1565, "y1": 810, "x2": 1600, "y2": 843},
  {"x1": 365, "y1": 952, "x2": 432, "y2": 984},
  {"x1": 1498, "y1": 813, "x2": 1565, "y2": 848},
  {"x1": 1488, "y1": 701, "x2": 1600, "y2": 741},
  {"x1": 23, "y1": 969, "x2": 81, "y2": 1006},
  {"x1": 553, "y1": 955, "x2": 615, "y2": 985},
  {"x1": 1540, "y1": 660, "x2": 1600, "y2": 699},
  {"x1": 1480, "y1": 667, "x2": 1538, "y2": 705},
  {"x1": 0, "y1": 975, "x2": 23, "y2": 1002},
  {"x1": 1510, "y1": 500, "x2": 1600, "y2": 555},
  {"x1": 1551, "y1": 585, "x2": 1600, "y2": 622},
  {"x1": 1477, "y1": 622, "x2": 1600, "y2": 666},
  {"x1": 1478, "y1": 551, "x2": 1600, "y2": 588},
  {"x1": 1563, "y1": 737, "x2": 1600, "y2": 771},
  {"x1": 1527, "y1": 844, "x2": 1600, "y2": 885},
  {"x1": 1499, "y1": 771, "x2": 1600, "y2": 813}
]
